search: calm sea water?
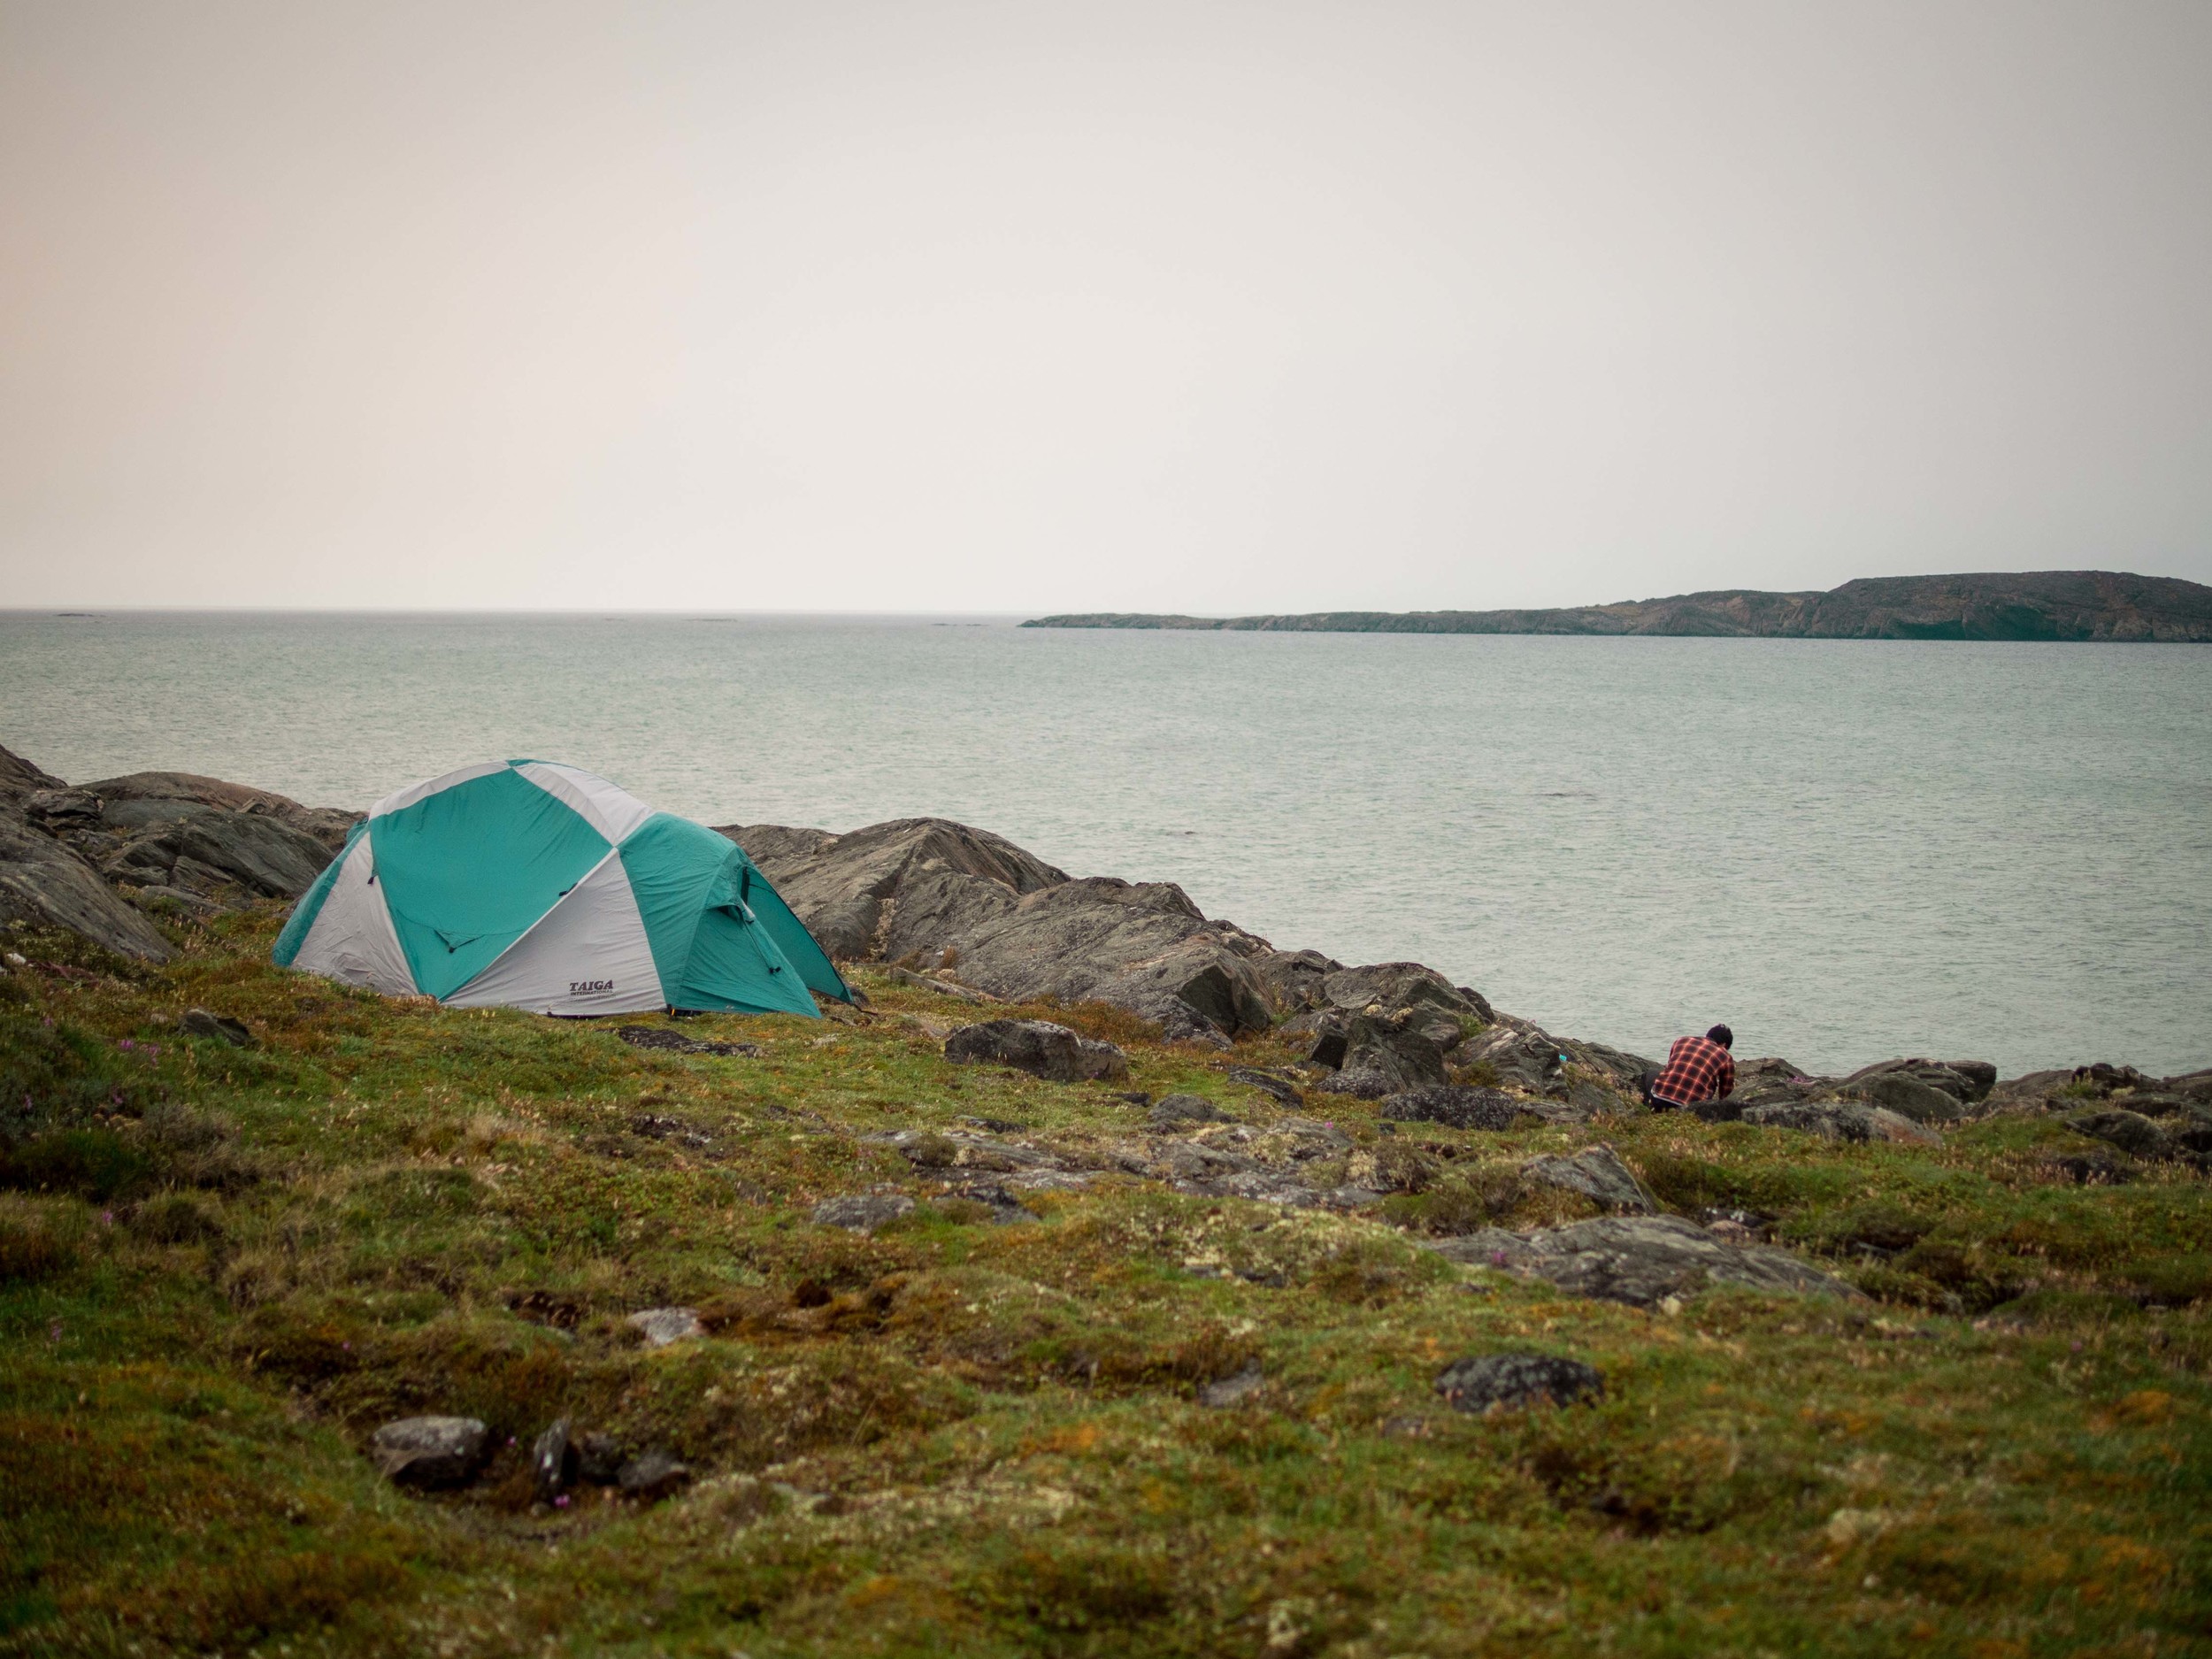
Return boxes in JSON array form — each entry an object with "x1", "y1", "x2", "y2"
[{"x1": 3, "y1": 611, "x2": 2208, "y2": 1077}]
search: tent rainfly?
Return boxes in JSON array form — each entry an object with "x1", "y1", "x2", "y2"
[{"x1": 273, "y1": 760, "x2": 846, "y2": 1017}]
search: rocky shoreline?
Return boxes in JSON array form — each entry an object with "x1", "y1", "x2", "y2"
[{"x1": 4, "y1": 740, "x2": 2207, "y2": 1172}]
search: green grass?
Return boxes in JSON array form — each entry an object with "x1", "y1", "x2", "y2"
[{"x1": 1, "y1": 906, "x2": 2208, "y2": 1657}]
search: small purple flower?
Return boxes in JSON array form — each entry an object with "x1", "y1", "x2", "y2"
[
  {"x1": 101, "y1": 1210, "x2": 114, "y2": 1226},
  {"x1": 507, "y1": 1436, "x2": 517, "y2": 1447},
  {"x1": 555, "y1": 1494, "x2": 571, "y2": 1508},
  {"x1": 1491, "y1": 1251, "x2": 1508, "y2": 1265},
  {"x1": 119, "y1": 1039, "x2": 134, "y2": 1051}
]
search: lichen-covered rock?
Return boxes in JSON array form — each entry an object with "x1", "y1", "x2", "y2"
[
  {"x1": 625, "y1": 1306, "x2": 702, "y2": 1348},
  {"x1": 1379, "y1": 1085, "x2": 1538, "y2": 1131},
  {"x1": 1452, "y1": 1024, "x2": 1568, "y2": 1092},
  {"x1": 370, "y1": 1416, "x2": 488, "y2": 1487},
  {"x1": 2065, "y1": 1109, "x2": 2172, "y2": 1159},
  {"x1": 810, "y1": 1194, "x2": 916, "y2": 1232},
  {"x1": 1739, "y1": 1101, "x2": 1941, "y2": 1146},
  {"x1": 1434, "y1": 1352, "x2": 1603, "y2": 1413},
  {"x1": 945, "y1": 1018, "x2": 1088, "y2": 1081},
  {"x1": 1430, "y1": 1215, "x2": 1863, "y2": 1309},
  {"x1": 0, "y1": 810, "x2": 173, "y2": 961},
  {"x1": 1076, "y1": 1038, "x2": 1131, "y2": 1081},
  {"x1": 1835, "y1": 1070, "x2": 1969, "y2": 1124},
  {"x1": 1149, "y1": 1094, "x2": 1233, "y2": 1129},
  {"x1": 1520, "y1": 1145, "x2": 1655, "y2": 1214}
]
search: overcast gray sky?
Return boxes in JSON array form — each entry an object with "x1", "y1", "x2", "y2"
[{"x1": 2, "y1": 0, "x2": 2207, "y2": 613}]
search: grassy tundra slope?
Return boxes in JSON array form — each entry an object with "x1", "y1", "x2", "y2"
[{"x1": 2, "y1": 906, "x2": 2208, "y2": 1658}]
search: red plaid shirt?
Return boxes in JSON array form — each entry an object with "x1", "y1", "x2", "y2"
[{"x1": 1651, "y1": 1034, "x2": 1734, "y2": 1106}]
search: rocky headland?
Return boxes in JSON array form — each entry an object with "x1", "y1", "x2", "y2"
[
  {"x1": 1027, "y1": 568, "x2": 2212, "y2": 641},
  {"x1": 4, "y1": 740, "x2": 2204, "y2": 1168}
]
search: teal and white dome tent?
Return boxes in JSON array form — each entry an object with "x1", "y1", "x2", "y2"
[{"x1": 273, "y1": 761, "x2": 847, "y2": 1018}]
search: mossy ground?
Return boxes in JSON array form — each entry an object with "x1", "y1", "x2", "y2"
[{"x1": 2, "y1": 905, "x2": 2207, "y2": 1657}]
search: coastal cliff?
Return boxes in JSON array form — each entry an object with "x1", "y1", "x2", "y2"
[{"x1": 1027, "y1": 568, "x2": 2212, "y2": 641}]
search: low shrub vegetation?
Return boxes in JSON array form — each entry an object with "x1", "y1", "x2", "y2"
[{"x1": 0, "y1": 909, "x2": 2207, "y2": 1656}]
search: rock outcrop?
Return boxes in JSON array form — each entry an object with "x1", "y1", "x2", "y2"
[
  {"x1": 726, "y1": 816, "x2": 1365, "y2": 1041},
  {"x1": 1433, "y1": 1352, "x2": 1604, "y2": 1413},
  {"x1": 1431, "y1": 1215, "x2": 1864, "y2": 1309},
  {"x1": 370, "y1": 1416, "x2": 489, "y2": 1487},
  {"x1": 0, "y1": 807, "x2": 175, "y2": 961},
  {"x1": 0, "y1": 744, "x2": 359, "y2": 964}
]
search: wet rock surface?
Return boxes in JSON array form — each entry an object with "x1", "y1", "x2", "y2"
[
  {"x1": 1434, "y1": 1352, "x2": 1604, "y2": 1413},
  {"x1": 1430, "y1": 1215, "x2": 1864, "y2": 1309}
]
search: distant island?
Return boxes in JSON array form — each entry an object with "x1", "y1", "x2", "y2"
[{"x1": 1025, "y1": 569, "x2": 2212, "y2": 641}]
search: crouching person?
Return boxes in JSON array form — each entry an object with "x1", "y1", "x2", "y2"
[{"x1": 1645, "y1": 1023, "x2": 1735, "y2": 1110}]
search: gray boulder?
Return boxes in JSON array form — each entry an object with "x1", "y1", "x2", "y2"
[
  {"x1": 616, "y1": 1450, "x2": 691, "y2": 1501},
  {"x1": 1833, "y1": 1069, "x2": 1970, "y2": 1124},
  {"x1": 810, "y1": 1193, "x2": 917, "y2": 1231},
  {"x1": 108, "y1": 808, "x2": 333, "y2": 899},
  {"x1": 720, "y1": 817, "x2": 1067, "y2": 962},
  {"x1": 1379, "y1": 1085, "x2": 1540, "y2": 1131},
  {"x1": 531, "y1": 1418, "x2": 573, "y2": 1502},
  {"x1": 81, "y1": 770, "x2": 362, "y2": 851},
  {"x1": 1739, "y1": 1101, "x2": 1941, "y2": 1146},
  {"x1": 625, "y1": 1306, "x2": 703, "y2": 1348},
  {"x1": 1317, "y1": 962, "x2": 1491, "y2": 1025},
  {"x1": 1709, "y1": 1056, "x2": 1828, "y2": 1114},
  {"x1": 1431, "y1": 1214, "x2": 1863, "y2": 1309},
  {"x1": 1252, "y1": 949, "x2": 1340, "y2": 1010},
  {"x1": 945, "y1": 1019, "x2": 1090, "y2": 1082},
  {"x1": 1451, "y1": 1024, "x2": 1568, "y2": 1093},
  {"x1": 1149, "y1": 1093, "x2": 1233, "y2": 1130},
  {"x1": 722, "y1": 817, "x2": 1281, "y2": 1039},
  {"x1": 1841, "y1": 1057, "x2": 1996, "y2": 1106},
  {"x1": 181, "y1": 814, "x2": 329, "y2": 902},
  {"x1": 180, "y1": 1008, "x2": 253, "y2": 1047},
  {"x1": 1225, "y1": 1066, "x2": 1302, "y2": 1107},
  {"x1": 1077, "y1": 1038, "x2": 1131, "y2": 1082},
  {"x1": 1434, "y1": 1352, "x2": 1603, "y2": 1413},
  {"x1": 1197, "y1": 1363, "x2": 1266, "y2": 1408},
  {"x1": 2066, "y1": 1110, "x2": 2172, "y2": 1159},
  {"x1": 1312, "y1": 1012, "x2": 1449, "y2": 1098},
  {"x1": 0, "y1": 810, "x2": 173, "y2": 961},
  {"x1": 370, "y1": 1416, "x2": 489, "y2": 1487},
  {"x1": 575, "y1": 1432, "x2": 626, "y2": 1485},
  {"x1": 1520, "y1": 1146, "x2": 1656, "y2": 1214},
  {"x1": 1563, "y1": 1039, "x2": 1662, "y2": 1091}
]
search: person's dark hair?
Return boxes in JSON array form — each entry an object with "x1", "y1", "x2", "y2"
[{"x1": 1706, "y1": 1023, "x2": 1733, "y2": 1048}]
